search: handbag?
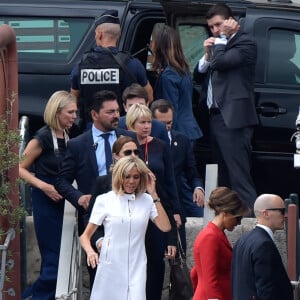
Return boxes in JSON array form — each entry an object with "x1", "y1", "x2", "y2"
[{"x1": 169, "y1": 230, "x2": 194, "y2": 300}]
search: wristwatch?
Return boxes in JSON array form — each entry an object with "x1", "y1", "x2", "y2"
[{"x1": 153, "y1": 198, "x2": 161, "y2": 203}]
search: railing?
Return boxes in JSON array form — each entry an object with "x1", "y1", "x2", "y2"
[
  {"x1": 55, "y1": 201, "x2": 82, "y2": 300},
  {"x1": 287, "y1": 194, "x2": 300, "y2": 299},
  {"x1": 18, "y1": 115, "x2": 30, "y2": 291},
  {"x1": 18, "y1": 116, "x2": 31, "y2": 214},
  {"x1": 0, "y1": 229, "x2": 16, "y2": 300}
]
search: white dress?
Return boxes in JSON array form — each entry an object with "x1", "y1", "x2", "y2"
[{"x1": 89, "y1": 191, "x2": 158, "y2": 300}]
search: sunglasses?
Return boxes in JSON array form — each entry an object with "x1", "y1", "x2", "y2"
[
  {"x1": 123, "y1": 149, "x2": 140, "y2": 156},
  {"x1": 265, "y1": 208, "x2": 286, "y2": 215}
]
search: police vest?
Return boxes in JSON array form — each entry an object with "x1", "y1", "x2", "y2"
[{"x1": 79, "y1": 49, "x2": 132, "y2": 121}]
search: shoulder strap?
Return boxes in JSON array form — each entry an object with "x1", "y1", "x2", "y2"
[{"x1": 102, "y1": 48, "x2": 137, "y2": 83}]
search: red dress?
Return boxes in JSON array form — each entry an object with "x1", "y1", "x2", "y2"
[{"x1": 191, "y1": 222, "x2": 233, "y2": 300}]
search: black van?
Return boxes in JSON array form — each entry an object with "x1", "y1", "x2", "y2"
[{"x1": 2, "y1": 0, "x2": 300, "y2": 199}]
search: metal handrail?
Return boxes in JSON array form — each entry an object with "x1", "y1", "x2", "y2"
[
  {"x1": 55, "y1": 201, "x2": 82, "y2": 300},
  {"x1": 0, "y1": 228, "x2": 15, "y2": 300}
]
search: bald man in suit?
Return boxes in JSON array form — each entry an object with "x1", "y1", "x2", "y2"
[{"x1": 232, "y1": 194, "x2": 293, "y2": 300}]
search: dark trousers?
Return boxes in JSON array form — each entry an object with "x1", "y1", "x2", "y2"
[
  {"x1": 145, "y1": 221, "x2": 167, "y2": 300},
  {"x1": 23, "y1": 176, "x2": 64, "y2": 300},
  {"x1": 210, "y1": 114, "x2": 256, "y2": 210}
]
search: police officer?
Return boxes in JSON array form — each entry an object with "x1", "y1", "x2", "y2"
[{"x1": 70, "y1": 9, "x2": 153, "y2": 129}]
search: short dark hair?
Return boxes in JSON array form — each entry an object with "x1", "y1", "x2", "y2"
[
  {"x1": 206, "y1": 4, "x2": 233, "y2": 20},
  {"x1": 122, "y1": 83, "x2": 148, "y2": 105},
  {"x1": 91, "y1": 90, "x2": 118, "y2": 112},
  {"x1": 150, "y1": 99, "x2": 174, "y2": 117}
]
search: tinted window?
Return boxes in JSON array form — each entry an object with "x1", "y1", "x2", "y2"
[
  {"x1": 0, "y1": 17, "x2": 92, "y2": 62},
  {"x1": 146, "y1": 23, "x2": 208, "y2": 73},
  {"x1": 267, "y1": 29, "x2": 300, "y2": 85},
  {"x1": 178, "y1": 24, "x2": 208, "y2": 72}
]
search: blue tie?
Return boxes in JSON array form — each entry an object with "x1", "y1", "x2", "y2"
[{"x1": 101, "y1": 133, "x2": 112, "y2": 174}]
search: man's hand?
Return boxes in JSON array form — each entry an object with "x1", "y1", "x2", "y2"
[
  {"x1": 221, "y1": 17, "x2": 240, "y2": 36},
  {"x1": 78, "y1": 194, "x2": 91, "y2": 210},
  {"x1": 203, "y1": 37, "x2": 216, "y2": 61},
  {"x1": 193, "y1": 189, "x2": 205, "y2": 207}
]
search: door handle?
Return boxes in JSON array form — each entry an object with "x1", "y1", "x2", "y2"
[{"x1": 256, "y1": 102, "x2": 287, "y2": 117}]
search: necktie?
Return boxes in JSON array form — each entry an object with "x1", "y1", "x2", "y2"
[
  {"x1": 207, "y1": 46, "x2": 214, "y2": 109},
  {"x1": 101, "y1": 133, "x2": 112, "y2": 174},
  {"x1": 207, "y1": 75, "x2": 213, "y2": 109}
]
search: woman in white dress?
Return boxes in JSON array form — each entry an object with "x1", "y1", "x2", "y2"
[{"x1": 80, "y1": 156, "x2": 171, "y2": 300}]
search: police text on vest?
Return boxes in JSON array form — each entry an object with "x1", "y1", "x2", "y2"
[{"x1": 81, "y1": 69, "x2": 120, "y2": 84}]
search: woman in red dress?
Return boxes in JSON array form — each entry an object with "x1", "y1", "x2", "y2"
[{"x1": 191, "y1": 187, "x2": 249, "y2": 300}]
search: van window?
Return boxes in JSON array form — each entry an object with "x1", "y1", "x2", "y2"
[
  {"x1": 178, "y1": 24, "x2": 208, "y2": 72},
  {"x1": 147, "y1": 23, "x2": 208, "y2": 73},
  {"x1": 0, "y1": 17, "x2": 92, "y2": 62},
  {"x1": 267, "y1": 29, "x2": 300, "y2": 85}
]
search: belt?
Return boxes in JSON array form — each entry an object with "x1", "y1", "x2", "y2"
[{"x1": 209, "y1": 108, "x2": 221, "y2": 115}]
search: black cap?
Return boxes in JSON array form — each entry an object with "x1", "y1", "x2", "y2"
[{"x1": 95, "y1": 10, "x2": 120, "y2": 28}]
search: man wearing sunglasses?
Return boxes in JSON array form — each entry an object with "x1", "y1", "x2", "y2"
[{"x1": 232, "y1": 194, "x2": 293, "y2": 300}]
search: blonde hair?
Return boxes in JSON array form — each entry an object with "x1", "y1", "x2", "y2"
[
  {"x1": 44, "y1": 90, "x2": 77, "y2": 131},
  {"x1": 125, "y1": 103, "x2": 152, "y2": 131},
  {"x1": 112, "y1": 156, "x2": 150, "y2": 196}
]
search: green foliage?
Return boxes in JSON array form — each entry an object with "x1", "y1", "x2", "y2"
[{"x1": 0, "y1": 116, "x2": 26, "y2": 237}]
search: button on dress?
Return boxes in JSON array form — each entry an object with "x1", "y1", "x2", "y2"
[{"x1": 89, "y1": 191, "x2": 158, "y2": 300}]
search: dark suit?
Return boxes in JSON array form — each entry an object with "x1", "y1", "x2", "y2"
[
  {"x1": 55, "y1": 127, "x2": 135, "y2": 235},
  {"x1": 194, "y1": 30, "x2": 258, "y2": 209},
  {"x1": 170, "y1": 130, "x2": 203, "y2": 217},
  {"x1": 118, "y1": 115, "x2": 170, "y2": 145},
  {"x1": 170, "y1": 130, "x2": 204, "y2": 251},
  {"x1": 232, "y1": 226, "x2": 293, "y2": 300}
]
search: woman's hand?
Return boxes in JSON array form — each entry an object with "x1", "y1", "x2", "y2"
[
  {"x1": 165, "y1": 245, "x2": 177, "y2": 260},
  {"x1": 41, "y1": 182, "x2": 63, "y2": 202},
  {"x1": 86, "y1": 250, "x2": 99, "y2": 269},
  {"x1": 146, "y1": 172, "x2": 157, "y2": 197}
]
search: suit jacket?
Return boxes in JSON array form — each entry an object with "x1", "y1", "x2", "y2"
[
  {"x1": 118, "y1": 116, "x2": 170, "y2": 145},
  {"x1": 170, "y1": 129, "x2": 203, "y2": 220},
  {"x1": 194, "y1": 30, "x2": 258, "y2": 129},
  {"x1": 55, "y1": 127, "x2": 135, "y2": 235},
  {"x1": 191, "y1": 222, "x2": 233, "y2": 300},
  {"x1": 232, "y1": 226, "x2": 293, "y2": 300}
]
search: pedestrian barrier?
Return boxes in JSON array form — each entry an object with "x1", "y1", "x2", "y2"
[
  {"x1": 287, "y1": 194, "x2": 300, "y2": 299},
  {"x1": 0, "y1": 229, "x2": 15, "y2": 300},
  {"x1": 55, "y1": 201, "x2": 82, "y2": 300}
]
